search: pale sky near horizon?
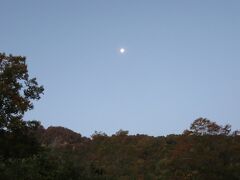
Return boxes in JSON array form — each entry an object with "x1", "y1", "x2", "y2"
[{"x1": 1, "y1": 0, "x2": 240, "y2": 137}]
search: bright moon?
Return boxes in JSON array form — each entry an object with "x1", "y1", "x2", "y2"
[{"x1": 120, "y1": 48, "x2": 125, "y2": 54}]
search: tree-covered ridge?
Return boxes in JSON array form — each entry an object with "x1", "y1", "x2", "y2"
[{"x1": 1, "y1": 121, "x2": 240, "y2": 180}]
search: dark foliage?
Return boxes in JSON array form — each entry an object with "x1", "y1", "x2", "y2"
[
  {"x1": 2, "y1": 121, "x2": 240, "y2": 180},
  {"x1": 0, "y1": 53, "x2": 44, "y2": 159}
]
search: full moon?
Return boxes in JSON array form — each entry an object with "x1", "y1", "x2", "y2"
[{"x1": 119, "y1": 48, "x2": 125, "y2": 54}]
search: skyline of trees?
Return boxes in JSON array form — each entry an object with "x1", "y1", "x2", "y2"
[{"x1": 1, "y1": 52, "x2": 240, "y2": 179}]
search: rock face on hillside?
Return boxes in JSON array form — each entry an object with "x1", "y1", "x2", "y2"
[{"x1": 40, "y1": 126, "x2": 88, "y2": 147}]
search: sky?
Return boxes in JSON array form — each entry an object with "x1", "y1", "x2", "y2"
[{"x1": 1, "y1": 0, "x2": 240, "y2": 137}]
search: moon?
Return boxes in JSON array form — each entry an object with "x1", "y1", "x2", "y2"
[{"x1": 119, "y1": 48, "x2": 125, "y2": 54}]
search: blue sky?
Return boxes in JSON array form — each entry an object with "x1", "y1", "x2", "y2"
[{"x1": 1, "y1": 0, "x2": 240, "y2": 136}]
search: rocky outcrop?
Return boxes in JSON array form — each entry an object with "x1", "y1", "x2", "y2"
[{"x1": 40, "y1": 126, "x2": 89, "y2": 148}]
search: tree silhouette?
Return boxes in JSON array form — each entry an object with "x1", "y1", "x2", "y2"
[
  {"x1": 184, "y1": 117, "x2": 231, "y2": 136},
  {"x1": 0, "y1": 53, "x2": 44, "y2": 158}
]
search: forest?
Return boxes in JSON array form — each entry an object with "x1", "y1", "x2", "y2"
[{"x1": 1, "y1": 53, "x2": 240, "y2": 179}]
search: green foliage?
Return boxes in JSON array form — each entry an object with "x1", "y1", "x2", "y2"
[{"x1": 0, "y1": 150, "x2": 83, "y2": 180}]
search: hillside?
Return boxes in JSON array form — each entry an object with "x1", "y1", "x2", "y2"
[
  {"x1": 41, "y1": 126, "x2": 88, "y2": 147},
  {"x1": 1, "y1": 118, "x2": 240, "y2": 179}
]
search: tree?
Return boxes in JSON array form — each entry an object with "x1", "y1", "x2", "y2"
[
  {"x1": 91, "y1": 131, "x2": 108, "y2": 140},
  {"x1": 115, "y1": 129, "x2": 129, "y2": 136},
  {"x1": 0, "y1": 53, "x2": 44, "y2": 158},
  {"x1": 184, "y1": 118, "x2": 231, "y2": 136}
]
